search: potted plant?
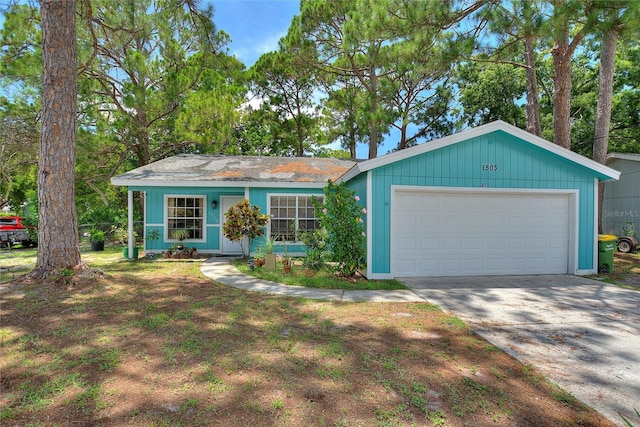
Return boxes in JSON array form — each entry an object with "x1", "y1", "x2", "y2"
[
  {"x1": 282, "y1": 257, "x2": 292, "y2": 273},
  {"x1": 171, "y1": 228, "x2": 190, "y2": 248},
  {"x1": 168, "y1": 229, "x2": 192, "y2": 259},
  {"x1": 145, "y1": 229, "x2": 161, "y2": 258},
  {"x1": 281, "y1": 236, "x2": 291, "y2": 272},
  {"x1": 88, "y1": 227, "x2": 105, "y2": 251},
  {"x1": 113, "y1": 225, "x2": 139, "y2": 259},
  {"x1": 303, "y1": 248, "x2": 324, "y2": 276},
  {"x1": 254, "y1": 245, "x2": 265, "y2": 267},
  {"x1": 263, "y1": 235, "x2": 277, "y2": 270},
  {"x1": 281, "y1": 236, "x2": 289, "y2": 265}
]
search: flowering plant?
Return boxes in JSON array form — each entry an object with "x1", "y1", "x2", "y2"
[
  {"x1": 223, "y1": 199, "x2": 269, "y2": 258},
  {"x1": 314, "y1": 180, "x2": 366, "y2": 277}
]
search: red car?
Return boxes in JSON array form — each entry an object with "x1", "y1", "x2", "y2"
[{"x1": 0, "y1": 216, "x2": 34, "y2": 248}]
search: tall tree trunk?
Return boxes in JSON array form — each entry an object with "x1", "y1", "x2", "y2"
[
  {"x1": 399, "y1": 122, "x2": 408, "y2": 150},
  {"x1": 549, "y1": 0, "x2": 590, "y2": 150},
  {"x1": 348, "y1": 127, "x2": 356, "y2": 159},
  {"x1": 368, "y1": 69, "x2": 378, "y2": 159},
  {"x1": 296, "y1": 100, "x2": 305, "y2": 157},
  {"x1": 524, "y1": 35, "x2": 541, "y2": 136},
  {"x1": 594, "y1": 26, "x2": 620, "y2": 233},
  {"x1": 551, "y1": 33, "x2": 572, "y2": 149},
  {"x1": 32, "y1": 0, "x2": 83, "y2": 278}
]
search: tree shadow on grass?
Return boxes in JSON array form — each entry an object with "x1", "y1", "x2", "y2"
[{"x1": 0, "y1": 261, "x2": 616, "y2": 426}]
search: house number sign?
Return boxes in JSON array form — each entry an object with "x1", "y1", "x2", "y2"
[{"x1": 481, "y1": 164, "x2": 498, "y2": 171}]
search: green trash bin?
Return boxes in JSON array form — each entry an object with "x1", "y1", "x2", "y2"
[{"x1": 597, "y1": 234, "x2": 617, "y2": 273}]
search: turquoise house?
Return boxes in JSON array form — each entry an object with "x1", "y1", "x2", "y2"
[{"x1": 111, "y1": 121, "x2": 619, "y2": 278}]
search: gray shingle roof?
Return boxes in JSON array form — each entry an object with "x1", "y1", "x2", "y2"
[{"x1": 111, "y1": 154, "x2": 357, "y2": 187}]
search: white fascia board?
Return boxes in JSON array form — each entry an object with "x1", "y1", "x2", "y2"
[
  {"x1": 110, "y1": 179, "x2": 327, "y2": 189},
  {"x1": 338, "y1": 166, "x2": 363, "y2": 183},
  {"x1": 339, "y1": 121, "x2": 621, "y2": 182}
]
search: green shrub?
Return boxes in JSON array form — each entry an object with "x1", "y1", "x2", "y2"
[{"x1": 315, "y1": 180, "x2": 366, "y2": 277}]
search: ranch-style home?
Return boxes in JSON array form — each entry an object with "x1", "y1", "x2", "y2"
[{"x1": 111, "y1": 120, "x2": 620, "y2": 279}]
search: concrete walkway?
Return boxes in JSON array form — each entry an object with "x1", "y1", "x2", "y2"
[{"x1": 200, "y1": 257, "x2": 425, "y2": 302}]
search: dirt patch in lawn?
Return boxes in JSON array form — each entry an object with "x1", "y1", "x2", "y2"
[{"x1": 0, "y1": 257, "x2": 617, "y2": 426}]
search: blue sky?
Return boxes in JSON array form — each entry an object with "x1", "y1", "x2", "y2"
[
  {"x1": 211, "y1": 0, "x2": 383, "y2": 157},
  {"x1": 211, "y1": 0, "x2": 393, "y2": 157},
  {"x1": 212, "y1": 0, "x2": 300, "y2": 68}
]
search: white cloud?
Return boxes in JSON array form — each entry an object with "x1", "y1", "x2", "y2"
[{"x1": 232, "y1": 30, "x2": 285, "y2": 67}]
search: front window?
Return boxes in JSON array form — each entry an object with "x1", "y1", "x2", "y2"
[
  {"x1": 167, "y1": 196, "x2": 204, "y2": 240},
  {"x1": 270, "y1": 195, "x2": 323, "y2": 242}
]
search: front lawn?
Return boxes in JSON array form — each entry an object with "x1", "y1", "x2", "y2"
[{"x1": 0, "y1": 247, "x2": 620, "y2": 426}]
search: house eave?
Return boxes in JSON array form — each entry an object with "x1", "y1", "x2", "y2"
[{"x1": 110, "y1": 178, "x2": 329, "y2": 189}]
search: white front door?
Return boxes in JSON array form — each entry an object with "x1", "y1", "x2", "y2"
[{"x1": 221, "y1": 196, "x2": 244, "y2": 254}]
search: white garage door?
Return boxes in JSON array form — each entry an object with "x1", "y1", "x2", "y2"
[{"x1": 392, "y1": 189, "x2": 571, "y2": 277}]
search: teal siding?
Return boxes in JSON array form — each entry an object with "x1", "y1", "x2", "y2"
[
  {"x1": 249, "y1": 187, "x2": 325, "y2": 254},
  {"x1": 359, "y1": 131, "x2": 598, "y2": 275},
  {"x1": 132, "y1": 186, "x2": 327, "y2": 254},
  {"x1": 132, "y1": 186, "x2": 244, "y2": 252}
]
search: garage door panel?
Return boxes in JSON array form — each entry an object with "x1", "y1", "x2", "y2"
[
  {"x1": 442, "y1": 259, "x2": 464, "y2": 273},
  {"x1": 463, "y1": 258, "x2": 483, "y2": 271},
  {"x1": 527, "y1": 257, "x2": 547, "y2": 271},
  {"x1": 506, "y1": 258, "x2": 526, "y2": 270},
  {"x1": 392, "y1": 190, "x2": 571, "y2": 277},
  {"x1": 507, "y1": 238, "x2": 525, "y2": 249},
  {"x1": 549, "y1": 259, "x2": 567, "y2": 271},
  {"x1": 464, "y1": 216, "x2": 484, "y2": 229},
  {"x1": 465, "y1": 238, "x2": 484, "y2": 250},
  {"x1": 440, "y1": 238, "x2": 462, "y2": 250},
  {"x1": 528, "y1": 216, "x2": 548, "y2": 228},
  {"x1": 486, "y1": 258, "x2": 505, "y2": 271},
  {"x1": 485, "y1": 216, "x2": 506, "y2": 229},
  {"x1": 528, "y1": 237, "x2": 548, "y2": 249},
  {"x1": 442, "y1": 197, "x2": 464, "y2": 210},
  {"x1": 418, "y1": 259, "x2": 439, "y2": 271}
]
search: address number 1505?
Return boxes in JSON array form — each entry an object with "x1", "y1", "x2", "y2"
[{"x1": 482, "y1": 164, "x2": 498, "y2": 171}]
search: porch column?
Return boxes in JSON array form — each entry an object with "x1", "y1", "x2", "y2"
[{"x1": 128, "y1": 190, "x2": 134, "y2": 260}]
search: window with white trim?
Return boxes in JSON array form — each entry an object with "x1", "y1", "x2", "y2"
[
  {"x1": 167, "y1": 196, "x2": 204, "y2": 240},
  {"x1": 270, "y1": 195, "x2": 323, "y2": 242}
]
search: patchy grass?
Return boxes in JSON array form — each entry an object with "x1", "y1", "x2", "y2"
[
  {"x1": 0, "y1": 247, "x2": 618, "y2": 426},
  {"x1": 233, "y1": 258, "x2": 408, "y2": 290},
  {"x1": 595, "y1": 252, "x2": 640, "y2": 290}
]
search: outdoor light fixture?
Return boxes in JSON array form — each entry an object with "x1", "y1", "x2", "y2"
[{"x1": 211, "y1": 200, "x2": 217, "y2": 209}]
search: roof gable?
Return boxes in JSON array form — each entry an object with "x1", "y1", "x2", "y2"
[
  {"x1": 111, "y1": 155, "x2": 356, "y2": 188},
  {"x1": 340, "y1": 121, "x2": 620, "y2": 182}
]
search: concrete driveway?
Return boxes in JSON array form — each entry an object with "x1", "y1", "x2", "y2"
[{"x1": 400, "y1": 275, "x2": 640, "y2": 426}]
